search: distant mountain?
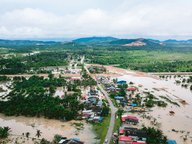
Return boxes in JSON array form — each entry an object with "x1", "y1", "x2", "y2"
[
  {"x1": 0, "y1": 39, "x2": 58, "y2": 46},
  {"x1": 110, "y1": 38, "x2": 161, "y2": 46},
  {"x1": 73, "y1": 36, "x2": 118, "y2": 44},
  {"x1": 163, "y1": 39, "x2": 192, "y2": 44}
]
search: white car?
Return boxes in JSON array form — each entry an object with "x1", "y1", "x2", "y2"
[{"x1": 104, "y1": 139, "x2": 108, "y2": 143}]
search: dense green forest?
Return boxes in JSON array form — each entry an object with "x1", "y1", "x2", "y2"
[
  {"x1": 0, "y1": 75, "x2": 83, "y2": 120},
  {"x1": 0, "y1": 38, "x2": 192, "y2": 73},
  {"x1": 0, "y1": 52, "x2": 68, "y2": 74}
]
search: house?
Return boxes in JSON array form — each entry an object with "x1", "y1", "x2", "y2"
[
  {"x1": 123, "y1": 127, "x2": 147, "y2": 142},
  {"x1": 127, "y1": 87, "x2": 137, "y2": 91},
  {"x1": 88, "y1": 89, "x2": 99, "y2": 97},
  {"x1": 119, "y1": 129, "x2": 125, "y2": 135},
  {"x1": 117, "y1": 80, "x2": 127, "y2": 85},
  {"x1": 167, "y1": 140, "x2": 177, "y2": 144},
  {"x1": 96, "y1": 100, "x2": 103, "y2": 107},
  {"x1": 132, "y1": 142, "x2": 146, "y2": 144},
  {"x1": 115, "y1": 96, "x2": 124, "y2": 100},
  {"x1": 130, "y1": 103, "x2": 137, "y2": 107},
  {"x1": 118, "y1": 135, "x2": 132, "y2": 144},
  {"x1": 121, "y1": 115, "x2": 139, "y2": 125}
]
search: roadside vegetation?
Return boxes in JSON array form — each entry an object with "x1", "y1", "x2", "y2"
[{"x1": 92, "y1": 114, "x2": 110, "y2": 144}]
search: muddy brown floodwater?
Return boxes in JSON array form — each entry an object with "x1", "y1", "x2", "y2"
[
  {"x1": 0, "y1": 114, "x2": 96, "y2": 144},
  {"x1": 117, "y1": 73, "x2": 192, "y2": 144}
]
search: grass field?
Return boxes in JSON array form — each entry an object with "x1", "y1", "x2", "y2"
[{"x1": 92, "y1": 115, "x2": 111, "y2": 144}]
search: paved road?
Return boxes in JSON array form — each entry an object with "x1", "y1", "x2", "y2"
[
  {"x1": 98, "y1": 84, "x2": 118, "y2": 144},
  {"x1": 84, "y1": 64, "x2": 118, "y2": 144}
]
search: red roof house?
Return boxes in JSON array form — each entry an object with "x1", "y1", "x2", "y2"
[
  {"x1": 127, "y1": 87, "x2": 137, "y2": 91},
  {"x1": 119, "y1": 129, "x2": 124, "y2": 135},
  {"x1": 121, "y1": 115, "x2": 139, "y2": 123},
  {"x1": 119, "y1": 136, "x2": 132, "y2": 142}
]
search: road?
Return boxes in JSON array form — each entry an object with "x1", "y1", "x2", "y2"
[{"x1": 84, "y1": 63, "x2": 118, "y2": 144}]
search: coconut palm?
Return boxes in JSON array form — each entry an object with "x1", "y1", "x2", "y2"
[{"x1": 36, "y1": 130, "x2": 42, "y2": 138}]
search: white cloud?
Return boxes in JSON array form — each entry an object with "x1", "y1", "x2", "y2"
[{"x1": 0, "y1": 0, "x2": 192, "y2": 39}]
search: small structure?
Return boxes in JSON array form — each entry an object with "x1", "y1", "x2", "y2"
[
  {"x1": 121, "y1": 115, "x2": 139, "y2": 125},
  {"x1": 59, "y1": 138, "x2": 84, "y2": 144},
  {"x1": 167, "y1": 140, "x2": 177, "y2": 144},
  {"x1": 132, "y1": 142, "x2": 146, "y2": 144},
  {"x1": 117, "y1": 80, "x2": 127, "y2": 85},
  {"x1": 115, "y1": 96, "x2": 124, "y2": 100},
  {"x1": 124, "y1": 127, "x2": 147, "y2": 142},
  {"x1": 127, "y1": 87, "x2": 137, "y2": 91},
  {"x1": 130, "y1": 103, "x2": 137, "y2": 107},
  {"x1": 118, "y1": 135, "x2": 132, "y2": 144}
]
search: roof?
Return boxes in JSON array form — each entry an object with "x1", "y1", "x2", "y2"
[
  {"x1": 124, "y1": 127, "x2": 147, "y2": 138},
  {"x1": 127, "y1": 87, "x2": 137, "y2": 91},
  {"x1": 119, "y1": 136, "x2": 132, "y2": 142},
  {"x1": 132, "y1": 142, "x2": 146, "y2": 144},
  {"x1": 167, "y1": 140, "x2": 177, "y2": 144},
  {"x1": 131, "y1": 103, "x2": 137, "y2": 107},
  {"x1": 119, "y1": 129, "x2": 124, "y2": 134},
  {"x1": 115, "y1": 96, "x2": 124, "y2": 100},
  {"x1": 121, "y1": 115, "x2": 139, "y2": 122},
  {"x1": 117, "y1": 80, "x2": 127, "y2": 84}
]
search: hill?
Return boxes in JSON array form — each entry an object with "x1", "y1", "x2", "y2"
[
  {"x1": 0, "y1": 39, "x2": 58, "y2": 46},
  {"x1": 73, "y1": 36, "x2": 118, "y2": 44},
  {"x1": 110, "y1": 38, "x2": 161, "y2": 46}
]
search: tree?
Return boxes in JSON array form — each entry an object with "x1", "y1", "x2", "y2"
[
  {"x1": 26, "y1": 132, "x2": 30, "y2": 138},
  {"x1": 36, "y1": 130, "x2": 42, "y2": 138},
  {"x1": 0, "y1": 126, "x2": 10, "y2": 138},
  {"x1": 142, "y1": 127, "x2": 167, "y2": 144},
  {"x1": 101, "y1": 106, "x2": 110, "y2": 117}
]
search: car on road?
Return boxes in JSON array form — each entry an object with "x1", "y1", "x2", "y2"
[{"x1": 104, "y1": 139, "x2": 108, "y2": 143}]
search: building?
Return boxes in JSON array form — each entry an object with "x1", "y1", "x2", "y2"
[
  {"x1": 118, "y1": 135, "x2": 132, "y2": 144},
  {"x1": 127, "y1": 87, "x2": 137, "y2": 91},
  {"x1": 121, "y1": 115, "x2": 139, "y2": 125},
  {"x1": 117, "y1": 80, "x2": 127, "y2": 85}
]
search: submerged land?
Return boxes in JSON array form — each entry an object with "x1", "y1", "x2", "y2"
[{"x1": 0, "y1": 37, "x2": 192, "y2": 144}]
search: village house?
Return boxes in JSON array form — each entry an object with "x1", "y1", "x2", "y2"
[
  {"x1": 117, "y1": 80, "x2": 127, "y2": 85},
  {"x1": 121, "y1": 115, "x2": 139, "y2": 125}
]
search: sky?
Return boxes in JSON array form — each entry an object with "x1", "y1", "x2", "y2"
[{"x1": 0, "y1": 0, "x2": 192, "y2": 40}]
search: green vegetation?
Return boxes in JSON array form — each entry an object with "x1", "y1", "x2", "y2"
[
  {"x1": 86, "y1": 50, "x2": 192, "y2": 72},
  {"x1": 142, "y1": 127, "x2": 167, "y2": 144},
  {"x1": 92, "y1": 115, "x2": 110, "y2": 144},
  {"x1": 159, "y1": 96, "x2": 180, "y2": 106},
  {"x1": 0, "y1": 126, "x2": 10, "y2": 139},
  {"x1": 144, "y1": 93, "x2": 167, "y2": 108},
  {"x1": 0, "y1": 76, "x2": 10, "y2": 82},
  {"x1": 0, "y1": 76, "x2": 83, "y2": 120},
  {"x1": 0, "y1": 52, "x2": 68, "y2": 74}
]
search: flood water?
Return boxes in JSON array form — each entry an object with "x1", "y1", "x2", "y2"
[
  {"x1": 0, "y1": 114, "x2": 96, "y2": 143},
  {"x1": 118, "y1": 74, "x2": 192, "y2": 144}
]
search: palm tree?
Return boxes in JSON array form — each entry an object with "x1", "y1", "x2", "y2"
[
  {"x1": 0, "y1": 126, "x2": 11, "y2": 138},
  {"x1": 36, "y1": 130, "x2": 42, "y2": 138},
  {"x1": 26, "y1": 132, "x2": 30, "y2": 138}
]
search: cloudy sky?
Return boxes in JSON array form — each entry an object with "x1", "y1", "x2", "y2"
[{"x1": 0, "y1": 0, "x2": 192, "y2": 40}]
